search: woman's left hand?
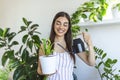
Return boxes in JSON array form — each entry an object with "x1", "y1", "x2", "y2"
[{"x1": 82, "y1": 32, "x2": 92, "y2": 46}]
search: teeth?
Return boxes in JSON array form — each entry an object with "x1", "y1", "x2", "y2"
[{"x1": 58, "y1": 30, "x2": 64, "y2": 33}]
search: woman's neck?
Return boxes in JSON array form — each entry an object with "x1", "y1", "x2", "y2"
[{"x1": 54, "y1": 36, "x2": 65, "y2": 42}]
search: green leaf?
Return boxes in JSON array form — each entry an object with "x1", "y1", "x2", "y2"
[
  {"x1": 0, "y1": 42, "x2": 5, "y2": 48},
  {"x1": 97, "y1": 14, "x2": 102, "y2": 21},
  {"x1": 34, "y1": 31, "x2": 41, "y2": 35},
  {"x1": 81, "y1": 14, "x2": 87, "y2": 18},
  {"x1": 98, "y1": 49, "x2": 103, "y2": 55},
  {"x1": 27, "y1": 40, "x2": 33, "y2": 52},
  {"x1": 22, "y1": 48, "x2": 29, "y2": 62},
  {"x1": 104, "y1": 67, "x2": 109, "y2": 73},
  {"x1": 18, "y1": 45, "x2": 23, "y2": 54},
  {"x1": 0, "y1": 28, "x2": 3, "y2": 37},
  {"x1": 20, "y1": 26, "x2": 27, "y2": 31},
  {"x1": 32, "y1": 35, "x2": 41, "y2": 45},
  {"x1": 30, "y1": 24, "x2": 39, "y2": 29},
  {"x1": 98, "y1": 62, "x2": 103, "y2": 68},
  {"x1": 13, "y1": 66, "x2": 25, "y2": 80},
  {"x1": 112, "y1": 59, "x2": 117, "y2": 64},
  {"x1": 3, "y1": 28, "x2": 10, "y2": 37},
  {"x1": 85, "y1": 28, "x2": 88, "y2": 32},
  {"x1": 102, "y1": 53, "x2": 106, "y2": 59},
  {"x1": 23, "y1": 18, "x2": 28, "y2": 27},
  {"x1": 2, "y1": 50, "x2": 14, "y2": 66},
  {"x1": 8, "y1": 32, "x2": 16, "y2": 42},
  {"x1": 10, "y1": 41, "x2": 19, "y2": 47},
  {"x1": 22, "y1": 34, "x2": 28, "y2": 44},
  {"x1": 27, "y1": 21, "x2": 32, "y2": 26},
  {"x1": 9, "y1": 59, "x2": 20, "y2": 69}
]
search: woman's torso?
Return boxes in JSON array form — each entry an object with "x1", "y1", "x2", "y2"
[{"x1": 47, "y1": 52, "x2": 74, "y2": 80}]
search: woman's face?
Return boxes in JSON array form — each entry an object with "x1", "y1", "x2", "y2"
[{"x1": 54, "y1": 17, "x2": 69, "y2": 37}]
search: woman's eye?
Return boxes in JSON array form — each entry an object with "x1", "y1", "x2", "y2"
[
  {"x1": 64, "y1": 23, "x2": 68, "y2": 27},
  {"x1": 56, "y1": 22, "x2": 60, "y2": 25}
]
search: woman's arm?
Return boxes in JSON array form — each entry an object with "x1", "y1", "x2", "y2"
[
  {"x1": 77, "y1": 32, "x2": 95, "y2": 66},
  {"x1": 37, "y1": 44, "x2": 44, "y2": 75}
]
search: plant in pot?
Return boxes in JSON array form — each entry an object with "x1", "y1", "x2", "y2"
[
  {"x1": 39, "y1": 38, "x2": 57, "y2": 75},
  {"x1": 94, "y1": 47, "x2": 120, "y2": 80},
  {"x1": 0, "y1": 18, "x2": 43, "y2": 80},
  {"x1": 71, "y1": 0, "x2": 108, "y2": 23},
  {"x1": 112, "y1": 2, "x2": 120, "y2": 18}
]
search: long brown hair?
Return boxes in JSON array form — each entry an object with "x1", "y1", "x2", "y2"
[{"x1": 49, "y1": 11, "x2": 75, "y2": 63}]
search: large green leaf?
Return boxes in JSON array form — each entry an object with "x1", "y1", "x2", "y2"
[
  {"x1": 27, "y1": 40, "x2": 33, "y2": 52},
  {"x1": 2, "y1": 50, "x2": 14, "y2": 66},
  {"x1": 13, "y1": 65, "x2": 25, "y2": 80},
  {"x1": 32, "y1": 35, "x2": 41, "y2": 45},
  {"x1": 21, "y1": 48, "x2": 29, "y2": 63},
  {"x1": 22, "y1": 34, "x2": 28, "y2": 44}
]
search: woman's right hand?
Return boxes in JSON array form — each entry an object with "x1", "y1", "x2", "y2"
[{"x1": 37, "y1": 57, "x2": 57, "y2": 76}]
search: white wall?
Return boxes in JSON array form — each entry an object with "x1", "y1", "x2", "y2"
[{"x1": 0, "y1": 0, "x2": 120, "y2": 80}]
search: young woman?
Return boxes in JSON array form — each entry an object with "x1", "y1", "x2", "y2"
[{"x1": 37, "y1": 11, "x2": 95, "y2": 80}]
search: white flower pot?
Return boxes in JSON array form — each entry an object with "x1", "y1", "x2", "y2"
[{"x1": 39, "y1": 55, "x2": 57, "y2": 74}]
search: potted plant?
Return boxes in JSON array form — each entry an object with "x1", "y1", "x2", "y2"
[
  {"x1": 39, "y1": 38, "x2": 57, "y2": 74},
  {"x1": 71, "y1": 0, "x2": 108, "y2": 23},
  {"x1": 112, "y1": 3, "x2": 120, "y2": 18},
  {"x1": 0, "y1": 18, "x2": 43, "y2": 80}
]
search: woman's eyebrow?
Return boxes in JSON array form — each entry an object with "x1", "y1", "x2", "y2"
[
  {"x1": 64, "y1": 22, "x2": 68, "y2": 24},
  {"x1": 56, "y1": 20, "x2": 61, "y2": 23},
  {"x1": 56, "y1": 20, "x2": 68, "y2": 23}
]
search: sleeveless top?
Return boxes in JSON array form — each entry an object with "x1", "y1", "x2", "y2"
[{"x1": 47, "y1": 52, "x2": 74, "y2": 80}]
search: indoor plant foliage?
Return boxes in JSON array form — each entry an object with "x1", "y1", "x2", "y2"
[
  {"x1": 0, "y1": 65, "x2": 10, "y2": 80},
  {"x1": 71, "y1": 0, "x2": 108, "y2": 38},
  {"x1": 94, "y1": 47, "x2": 120, "y2": 80},
  {"x1": 112, "y1": 2, "x2": 120, "y2": 18},
  {"x1": 0, "y1": 18, "x2": 42, "y2": 80},
  {"x1": 71, "y1": 0, "x2": 108, "y2": 23},
  {"x1": 112, "y1": 3, "x2": 120, "y2": 11},
  {"x1": 40, "y1": 38, "x2": 53, "y2": 56}
]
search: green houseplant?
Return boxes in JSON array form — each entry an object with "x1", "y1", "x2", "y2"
[
  {"x1": 71, "y1": 0, "x2": 108, "y2": 39},
  {"x1": 0, "y1": 18, "x2": 43, "y2": 80},
  {"x1": 94, "y1": 47, "x2": 120, "y2": 80},
  {"x1": 39, "y1": 38, "x2": 57, "y2": 75},
  {"x1": 71, "y1": 0, "x2": 108, "y2": 24}
]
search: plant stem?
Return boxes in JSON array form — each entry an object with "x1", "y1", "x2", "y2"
[{"x1": 97, "y1": 67, "x2": 103, "y2": 80}]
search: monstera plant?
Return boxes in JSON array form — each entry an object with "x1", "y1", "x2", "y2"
[{"x1": 0, "y1": 18, "x2": 43, "y2": 80}]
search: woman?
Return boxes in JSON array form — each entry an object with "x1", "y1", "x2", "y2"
[{"x1": 37, "y1": 11, "x2": 95, "y2": 80}]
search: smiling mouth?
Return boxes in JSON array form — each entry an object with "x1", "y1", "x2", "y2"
[{"x1": 57, "y1": 29, "x2": 65, "y2": 33}]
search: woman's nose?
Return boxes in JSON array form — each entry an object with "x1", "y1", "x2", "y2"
[{"x1": 59, "y1": 24, "x2": 64, "y2": 29}]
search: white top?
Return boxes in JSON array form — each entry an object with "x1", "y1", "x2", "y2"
[{"x1": 47, "y1": 52, "x2": 74, "y2": 80}]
